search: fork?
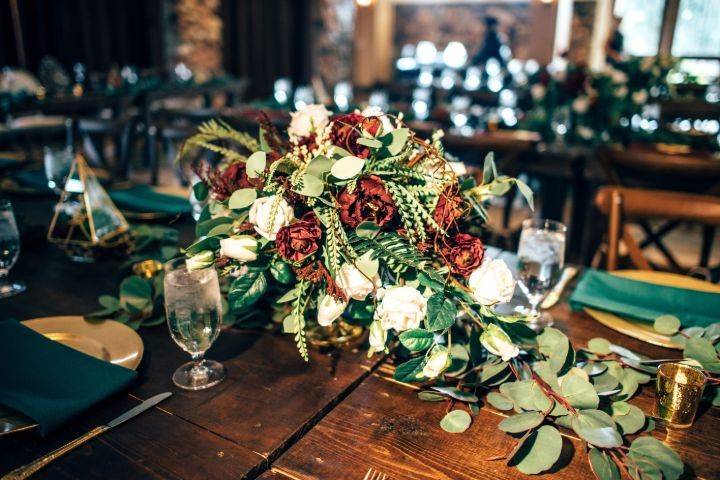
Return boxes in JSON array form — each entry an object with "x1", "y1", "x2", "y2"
[{"x1": 363, "y1": 467, "x2": 389, "y2": 480}]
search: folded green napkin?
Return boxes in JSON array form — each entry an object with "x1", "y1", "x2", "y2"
[
  {"x1": 569, "y1": 269, "x2": 720, "y2": 328},
  {"x1": 10, "y1": 169, "x2": 51, "y2": 192},
  {"x1": 109, "y1": 185, "x2": 191, "y2": 215},
  {"x1": 0, "y1": 320, "x2": 137, "y2": 435}
]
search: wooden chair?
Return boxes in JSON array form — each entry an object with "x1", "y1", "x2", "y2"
[{"x1": 593, "y1": 186, "x2": 720, "y2": 277}]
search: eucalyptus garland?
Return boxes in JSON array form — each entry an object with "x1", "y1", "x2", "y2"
[{"x1": 176, "y1": 105, "x2": 719, "y2": 477}]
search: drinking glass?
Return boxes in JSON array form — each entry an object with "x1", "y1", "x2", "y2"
[
  {"x1": 164, "y1": 258, "x2": 225, "y2": 390},
  {"x1": 0, "y1": 200, "x2": 25, "y2": 298},
  {"x1": 43, "y1": 146, "x2": 73, "y2": 194},
  {"x1": 516, "y1": 218, "x2": 566, "y2": 328}
]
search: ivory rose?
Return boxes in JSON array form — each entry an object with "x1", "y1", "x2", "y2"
[
  {"x1": 337, "y1": 263, "x2": 381, "y2": 300},
  {"x1": 468, "y1": 258, "x2": 515, "y2": 306},
  {"x1": 317, "y1": 294, "x2": 348, "y2": 326},
  {"x1": 219, "y1": 235, "x2": 258, "y2": 262},
  {"x1": 288, "y1": 104, "x2": 331, "y2": 138},
  {"x1": 374, "y1": 286, "x2": 427, "y2": 332},
  {"x1": 248, "y1": 195, "x2": 295, "y2": 240},
  {"x1": 480, "y1": 324, "x2": 519, "y2": 361}
]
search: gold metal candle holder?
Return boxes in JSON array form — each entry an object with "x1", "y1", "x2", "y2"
[{"x1": 655, "y1": 362, "x2": 707, "y2": 428}]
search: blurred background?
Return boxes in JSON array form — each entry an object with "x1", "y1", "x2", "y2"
[{"x1": 1, "y1": 0, "x2": 719, "y2": 274}]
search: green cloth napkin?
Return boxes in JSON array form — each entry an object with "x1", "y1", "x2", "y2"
[
  {"x1": 109, "y1": 185, "x2": 191, "y2": 215},
  {"x1": 10, "y1": 169, "x2": 51, "y2": 192},
  {"x1": 0, "y1": 320, "x2": 137, "y2": 435},
  {"x1": 569, "y1": 269, "x2": 720, "y2": 328}
]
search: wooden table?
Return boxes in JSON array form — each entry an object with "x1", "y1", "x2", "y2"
[{"x1": 1, "y1": 196, "x2": 718, "y2": 480}]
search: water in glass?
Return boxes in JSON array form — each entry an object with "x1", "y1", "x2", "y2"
[{"x1": 0, "y1": 201, "x2": 25, "y2": 297}]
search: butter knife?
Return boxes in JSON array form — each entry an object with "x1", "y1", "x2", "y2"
[
  {"x1": 2, "y1": 392, "x2": 172, "y2": 480},
  {"x1": 541, "y1": 267, "x2": 578, "y2": 310}
]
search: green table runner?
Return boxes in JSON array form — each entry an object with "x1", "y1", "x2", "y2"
[
  {"x1": 569, "y1": 269, "x2": 720, "y2": 328},
  {"x1": 0, "y1": 320, "x2": 137, "y2": 435},
  {"x1": 109, "y1": 185, "x2": 191, "y2": 215}
]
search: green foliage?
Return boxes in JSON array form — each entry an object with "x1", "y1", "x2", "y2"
[
  {"x1": 509, "y1": 425, "x2": 562, "y2": 475},
  {"x1": 398, "y1": 329, "x2": 435, "y2": 352},
  {"x1": 425, "y1": 294, "x2": 457, "y2": 332},
  {"x1": 439, "y1": 409, "x2": 472, "y2": 433}
]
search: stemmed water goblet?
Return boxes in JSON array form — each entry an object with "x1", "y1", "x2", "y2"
[
  {"x1": 516, "y1": 218, "x2": 566, "y2": 329},
  {"x1": 164, "y1": 258, "x2": 226, "y2": 390},
  {"x1": 0, "y1": 200, "x2": 25, "y2": 298}
]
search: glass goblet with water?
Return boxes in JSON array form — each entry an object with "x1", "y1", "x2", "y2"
[
  {"x1": 0, "y1": 200, "x2": 25, "y2": 298},
  {"x1": 516, "y1": 218, "x2": 566, "y2": 328},
  {"x1": 164, "y1": 258, "x2": 225, "y2": 390}
]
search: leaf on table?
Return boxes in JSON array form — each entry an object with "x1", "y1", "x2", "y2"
[
  {"x1": 509, "y1": 425, "x2": 562, "y2": 475},
  {"x1": 487, "y1": 391, "x2": 514, "y2": 411},
  {"x1": 612, "y1": 403, "x2": 645, "y2": 435},
  {"x1": 561, "y1": 374, "x2": 599, "y2": 409},
  {"x1": 628, "y1": 436, "x2": 684, "y2": 480},
  {"x1": 587, "y1": 337, "x2": 612, "y2": 355},
  {"x1": 538, "y1": 327, "x2": 574, "y2": 374},
  {"x1": 570, "y1": 410, "x2": 622, "y2": 448},
  {"x1": 684, "y1": 336, "x2": 720, "y2": 372},
  {"x1": 431, "y1": 386, "x2": 479, "y2": 403},
  {"x1": 498, "y1": 411, "x2": 545, "y2": 433},
  {"x1": 654, "y1": 315, "x2": 681, "y2": 335},
  {"x1": 588, "y1": 448, "x2": 621, "y2": 480},
  {"x1": 440, "y1": 409, "x2": 472, "y2": 433}
]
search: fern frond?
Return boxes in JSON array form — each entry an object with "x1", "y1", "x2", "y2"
[{"x1": 290, "y1": 279, "x2": 312, "y2": 361}]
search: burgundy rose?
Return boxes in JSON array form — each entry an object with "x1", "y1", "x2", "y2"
[
  {"x1": 276, "y1": 213, "x2": 322, "y2": 263},
  {"x1": 433, "y1": 186, "x2": 466, "y2": 231},
  {"x1": 330, "y1": 113, "x2": 382, "y2": 159},
  {"x1": 338, "y1": 175, "x2": 396, "y2": 228},
  {"x1": 440, "y1": 233, "x2": 485, "y2": 278}
]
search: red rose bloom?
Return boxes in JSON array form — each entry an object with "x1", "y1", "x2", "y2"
[
  {"x1": 276, "y1": 213, "x2": 322, "y2": 263},
  {"x1": 433, "y1": 185, "x2": 466, "y2": 231},
  {"x1": 440, "y1": 233, "x2": 485, "y2": 278},
  {"x1": 330, "y1": 113, "x2": 382, "y2": 159},
  {"x1": 338, "y1": 175, "x2": 396, "y2": 228}
]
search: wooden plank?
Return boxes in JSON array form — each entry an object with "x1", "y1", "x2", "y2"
[{"x1": 271, "y1": 302, "x2": 720, "y2": 480}]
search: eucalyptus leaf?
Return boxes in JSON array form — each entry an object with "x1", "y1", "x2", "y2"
[
  {"x1": 379, "y1": 128, "x2": 409, "y2": 156},
  {"x1": 228, "y1": 188, "x2": 257, "y2": 209},
  {"x1": 487, "y1": 392, "x2": 514, "y2": 411},
  {"x1": 570, "y1": 410, "x2": 622, "y2": 448},
  {"x1": 306, "y1": 155, "x2": 333, "y2": 177},
  {"x1": 431, "y1": 386, "x2": 479, "y2": 403},
  {"x1": 510, "y1": 425, "x2": 562, "y2": 475},
  {"x1": 440, "y1": 409, "x2": 472, "y2": 433},
  {"x1": 515, "y1": 179, "x2": 534, "y2": 211},
  {"x1": 119, "y1": 276, "x2": 153, "y2": 314},
  {"x1": 246, "y1": 151, "x2": 266, "y2": 178},
  {"x1": 588, "y1": 448, "x2": 621, "y2": 480},
  {"x1": 560, "y1": 374, "x2": 599, "y2": 409},
  {"x1": 294, "y1": 173, "x2": 324, "y2": 197},
  {"x1": 613, "y1": 404, "x2": 645, "y2": 435},
  {"x1": 99, "y1": 295, "x2": 120, "y2": 311},
  {"x1": 499, "y1": 411, "x2": 545, "y2": 433},
  {"x1": 587, "y1": 337, "x2": 612, "y2": 355},
  {"x1": 654, "y1": 315, "x2": 681, "y2": 335},
  {"x1": 684, "y1": 337, "x2": 720, "y2": 372},
  {"x1": 357, "y1": 137, "x2": 383, "y2": 148},
  {"x1": 628, "y1": 436, "x2": 683, "y2": 480},
  {"x1": 417, "y1": 391, "x2": 446, "y2": 402},
  {"x1": 330, "y1": 155, "x2": 365, "y2": 180},
  {"x1": 538, "y1": 327, "x2": 573, "y2": 373},
  {"x1": 500, "y1": 380, "x2": 536, "y2": 412}
]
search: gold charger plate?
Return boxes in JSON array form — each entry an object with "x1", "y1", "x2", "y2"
[
  {"x1": 0, "y1": 316, "x2": 143, "y2": 436},
  {"x1": 584, "y1": 270, "x2": 720, "y2": 350}
]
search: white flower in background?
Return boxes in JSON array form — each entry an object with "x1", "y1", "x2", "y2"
[
  {"x1": 572, "y1": 96, "x2": 590, "y2": 114},
  {"x1": 374, "y1": 286, "x2": 427, "y2": 332},
  {"x1": 361, "y1": 105, "x2": 395, "y2": 133},
  {"x1": 632, "y1": 90, "x2": 648, "y2": 105},
  {"x1": 337, "y1": 263, "x2": 381, "y2": 301},
  {"x1": 368, "y1": 320, "x2": 388, "y2": 355},
  {"x1": 219, "y1": 235, "x2": 258, "y2": 262},
  {"x1": 577, "y1": 126, "x2": 594, "y2": 140},
  {"x1": 480, "y1": 324, "x2": 519, "y2": 361},
  {"x1": 468, "y1": 258, "x2": 515, "y2": 306},
  {"x1": 531, "y1": 84, "x2": 546, "y2": 101},
  {"x1": 317, "y1": 294, "x2": 348, "y2": 326},
  {"x1": 248, "y1": 195, "x2": 295, "y2": 240},
  {"x1": 186, "y1": 250, "x2": 214, "y2": 271},
  {"x1": 614, "y1": 85, "x2": 629, "y2": 98},
  {"x1": 422, "y1": 346, "x2": 451, "y2": 379},
  {"x1": 448, "y1": 161, "x2": 467, "y2": 176},
  {"x1": 288, "y1": 103, "x2": 331, "y2": 138}
]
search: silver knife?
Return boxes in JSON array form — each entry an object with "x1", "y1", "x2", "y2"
[
  {"x1": 2, "y1": 392, "x2": 172, "y2": 480},
  {"x1": 541, "y1": 267, "x2": 579, "y2": 310}
]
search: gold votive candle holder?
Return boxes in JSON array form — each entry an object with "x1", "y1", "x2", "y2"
[{"x1": 655, "y1": 362, "x2": 706, "y2": 428}]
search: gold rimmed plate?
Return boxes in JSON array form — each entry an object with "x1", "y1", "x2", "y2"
[
  {"x1": 584, "y1": 270, "x2": 720, "y2": 350},
  {"x1": 0, "y1": 316, "x2": 143, "y2": 436}
]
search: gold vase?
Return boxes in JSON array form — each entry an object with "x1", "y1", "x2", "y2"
[{"x1": 306, "y1": 319, "x2": 365, "y2": 349}]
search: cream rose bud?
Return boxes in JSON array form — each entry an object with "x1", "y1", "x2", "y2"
[
  {"x1": 337, "y1": 263, "x2": 380, "y2": 301},
  {"x1": 248, "y1": 195, "x2": 295, "y2": 240},
  {"x1": 317, "y1": 294, "x2": 348, "y2": 326},
  {"x1": 186, "y1": 250, "x2": 214, "y2": 271},
  {"x1": 480, "y1": 324, "x2": 520, "y2": 361},
  {"x1": 468, "y1": 258, "x2": 515, "y2": 306},
  {"x1": 219, "y1": 235, "x2": 258, "y2": 262},
  {"x1": 374, "y1": 286, "x2": 427, "y2": 332},
  {"x1": 288, "y1": 104, "x2": 331, "y2": 138},
  {"x1": 368, "y1": 320, "x2": 388, "y2": 355},
  {"x1": 422, "y1": 346, "x2": 451, "y2": 379}
]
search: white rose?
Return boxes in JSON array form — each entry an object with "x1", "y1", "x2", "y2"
[
  {"x1": 422, "y1": 346, "x2": 451, "y2": 379},
  {"x1": 219, "y1": 235, "x2": 258, "y2": 262},
  {"x1": 374, "y1": 286, "x2": 427, "y2": 332},
  {"x1": 468, "y1": 259, "x2": 515, "y2": 306},
  {"x1": 448, "y1": 161, "x2": 467, "y2": 176},
  {"x1": 317, "y1": 294, "x2": 348, "y2": 326},
  {"x1": 361, "y1": 106, "x2": 395, "y2": 133},
  {"x1": 531, "y1": 84, "x2": 546, "y2": 101},
  {"x1": 248, "y1": 195, "x2": 295, "y2": 240},
  {"x1": 572, "y1": 96, "x2": 589, "y2": 114},
  {"x1": 337, "y1": 263, "x2": 380, "y2": 301},
  {"x1": 288, "y1": 103, "x2": 331, "y2": 138},
  {"x1": 480, "y1": 324, "x2": 520, "y2": 361},
  {"x1": 368, "y1": 319, "x2": 387, "y2": 355},
  {"x1": 186, "y1": 250, "x2": 214, "y2": 271},
  {"x1": 632, "y1": 90, "x2": 648, "y2": 105}
]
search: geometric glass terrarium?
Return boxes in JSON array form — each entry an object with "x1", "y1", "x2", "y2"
[{"x1": 47, "y1": 154, "x2": 129, "y2": 260}]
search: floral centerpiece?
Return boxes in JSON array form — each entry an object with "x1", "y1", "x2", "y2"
[{"x1": 180, "y1": 105, "x2": 687, "y2": 477}]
